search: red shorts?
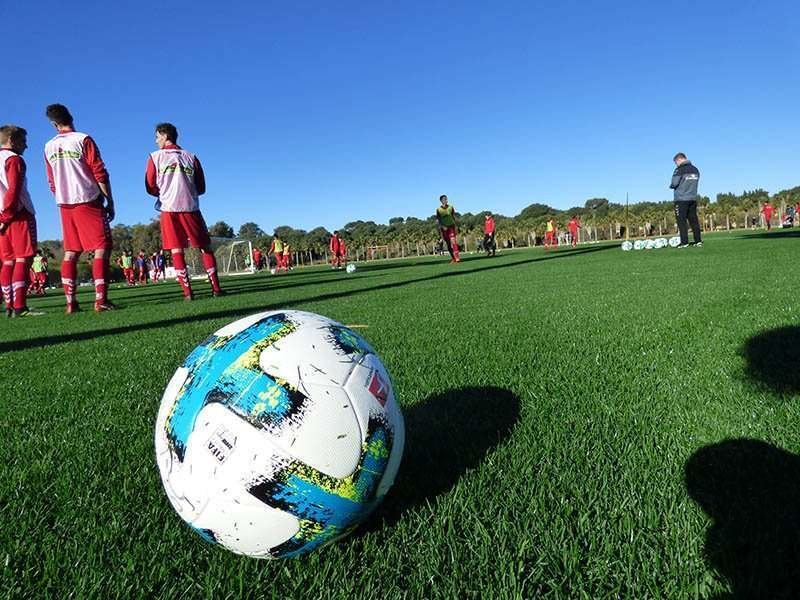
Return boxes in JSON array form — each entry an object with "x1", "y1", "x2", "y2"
[
  {"x1": 160, "y1": 211, "x2": 211, "y2": 250},
  {"x1": 60, "y1": 200, "x2": 112, "y2": 252},
  {"x1": 0, "y1": 211, "x2": 37, "y2": 261},
  {"x1": 441, "y1": 226, "x2": 457, "y2": 240}
]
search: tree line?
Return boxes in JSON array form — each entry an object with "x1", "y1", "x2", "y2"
[{"x1": 38, "y1": 185, "x2": 800, "y2": 263}]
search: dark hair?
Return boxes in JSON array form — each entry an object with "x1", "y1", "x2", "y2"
[
  {"x1": 673, "y1": 152, "x2": 687, "y2": 161},
  {"x1": 46, "y1": 104, "x2": 74, "y2": 126},
  {"x1": 439, "y1": 194, "x2": 448, "y2": 201},
  {"x1": 156, "y1": 122, "x2": 178, "y2": 143},
  {"x1": 0, "y1": 125, "x2": 27, "y2": 146}
]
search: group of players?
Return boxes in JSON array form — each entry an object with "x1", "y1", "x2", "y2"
[
  {"x1": 0, "y1": 103, "x2": 224, "y2": 317},
  {"x1": 251, "y1": 234, "x2": 294, "y2": 273}
]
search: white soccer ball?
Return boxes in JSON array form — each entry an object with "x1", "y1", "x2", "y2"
[
  {"x1": 654, "y1": 238, "x2": 668, "y2": 249},
  {"x1": 154, "y1": 310, "x2": 405, "y2": 558},
  {"x1": 621, "y1": 241, "x2": 633, "y2": 251},
  {"x1": 645, "y1": 239, "x2": 656, "y2": 250},
  {"x1": 668, "y1": 236, "x2": 681, "y2": 248},
  {"x1": 346, "y1": 263, "x2": 356, "y2": 274},
  {"x1": 270, "y1": 268, "x2": 276, "y2": 275},
  {"x1": 633, "y1": 240, "x2": 645, "y2": 250}
]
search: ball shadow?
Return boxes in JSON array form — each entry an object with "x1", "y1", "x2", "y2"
[
  {"x1": 740, "y1": 326, "x2": 800, "y2": 395},
  {"x1": 684, "y1": 438, "x2": 800, "y2": 599},
  {"x1": 361, "y1": 386, "x2": 521, "y2": 533}
]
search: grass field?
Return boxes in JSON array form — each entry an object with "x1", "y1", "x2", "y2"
[{"x1": 2, "y1": 231, "x2": 800, "y2": 599}]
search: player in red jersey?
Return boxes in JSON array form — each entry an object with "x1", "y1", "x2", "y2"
[
  {"x1": 761, "y1": 201, "x2": 774, "y2": 231},
  {"x1": 136, "y1": 250, "x2": 149, "y2": 285},
  {"x1": 338, "y1": 237, "x2": 347, "y2": 265},
  {"x1": 483, "y1": 213, "x2": 496, "y2": 257},
  {"x1": 252, "y1": 247, "x2": 263, "y2": 271},
  {"x1": 44, "y1": 104, "x2": 115, "y2": 313},
  {"x1": 0, "y1": 125, "x2": 42, "y2": 317},
  {"x1": 436, "y1": 195, "x2": 460, "y2": 263},
  {"x1": 544, "y1": 218, "x2": 557, "y2": 250},
  {"x1": 567, "y1": 215, "x2": 581, "y2": 247},
  {"x1": 330, "y1": 231, "x2": 343, "y2": 269},
  {"x1": 145, "y1": 123, "x2": 222, "y2": 300}
]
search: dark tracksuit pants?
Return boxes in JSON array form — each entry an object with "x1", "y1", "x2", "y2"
[{"x1": 674, "y1": 201, "x2": 702, "y2": 245}]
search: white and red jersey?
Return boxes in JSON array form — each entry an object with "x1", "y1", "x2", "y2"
[
  {"x1": 44, "y1": 130, "x2": 108, "y2": 205},
  {"x1": 145, "y1": 143, "x2": 205, "y2": 212},
  {"x1": 330, "y1": 233, "x2": 340, "y2": 253},
  {"x1": 0, "y1": 149, "x2": 35, "y2": 222}
]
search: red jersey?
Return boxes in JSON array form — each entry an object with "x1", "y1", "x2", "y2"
[
  {"x1": 330, "y1": 234, "x2": 340, "y2": 253},
  {"x1": 762, "y1": 204, "x2": 774, "y2": 217},
  {"x1": 568, "y1": 218, "x2": 580, "y2": 232},
  {"x1": 483, "y1": 216, "x2": 495, "y2": 234}
]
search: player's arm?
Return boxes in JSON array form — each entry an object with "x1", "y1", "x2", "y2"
[
  {"x1": 194, "y1": 156, "x2": 206, "y2": 196},
  {"x1": 0, "y1": 155, "x2": 24, "y2": 224},
  {"x1": 669, "y1": 167, "x2": 682, "y2": 190},
  {"x1": 83, "y1": 136, "x2": 114, "y2": 221},
  {"x1": 44, "y1": 152, "x2": 56, "y2": 193},
  {"x1": 145, "y1": 156, "x2": 160, "y2": 197},
  {"x1": 452, "y1": 207, "x2": 459, "y2": 227}
]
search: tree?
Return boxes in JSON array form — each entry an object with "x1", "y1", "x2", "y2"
[
  {"x1": 111, "y1": 223, "x2": 133, "y2": 252},
  {"x1": 237, "y1": 222, "x2": 265, "y2": 240},
  {"x1": 131, "y1": 219, "x2": 162, "y2": 252},
  {"x1": 209, "y1": 221, "x2": 234, "y2": 238}
]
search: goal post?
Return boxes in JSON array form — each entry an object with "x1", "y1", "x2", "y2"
[{"x1": 184, "y1": 237, "x2": 254, "y2": 279}]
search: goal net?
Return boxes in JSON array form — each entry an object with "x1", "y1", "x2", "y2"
[{"x1": 184, "y1": 237, "x2": 254, "y2": 279}]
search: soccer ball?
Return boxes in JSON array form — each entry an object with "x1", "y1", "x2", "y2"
[
  {"x1": 668, "y1": 236, "x2": 681, "y2": 248},
  {"x1": 154, "y1": 310, "x2": 405, "y2": 558},
  {"x1": 346, "y1": 263, "x2": 356, "y2": 274},
  {"x1": 621, "y1": 241, "x2": 633, "y2": 251},
  {"x1": 644, "y1": 239, "x2": 656, "y2": 250},
  {"x1": 270, "y1": 268, "x2": 276, "y2": 275},
  {"x1": 633, "y1": 240, "x2": 645, "y2": 250},
  {"x1": 654, "y1": 238, "x2": 668, "y2": 249}
]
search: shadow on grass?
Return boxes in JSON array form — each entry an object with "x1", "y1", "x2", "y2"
[
  {"x1": 360, "y1": 386, "x2": 521, "y2": 534},
  {"x1": 4, "y1": 244, "x2": 613, "y2": 353},
  {"x1": 737, "y1": 229, "x2": 800, "y2": 240},
  {"x1": 740, "y1": 326, "x2": 800, "y2": 395},
  {"x1": 684, "y1": 439, "x2": 800, "y2": 599}
]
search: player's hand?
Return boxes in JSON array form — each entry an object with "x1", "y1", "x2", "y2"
[{"x1": 105, "y1": 200, "x2": 115, "y2": 222}]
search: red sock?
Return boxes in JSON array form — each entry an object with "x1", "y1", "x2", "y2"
[
  {"x1": 202, "y1": 251, "x2": 221, "y2": 293},
  {"x1": 92, "y1": 256, "x2": 107, "y2": 303},
  {"x1": 12, "y1": 260, "x2": 31, "y2": 310},
  {"x1": 450, "y1": 234, "x2": 460, "y2": 260},
  {"x1": 61, "y1": 258, "x2": 78, "y2": 306},
  {"x1": 1, "y1": 261, "x2": 13, "y2": 310},
  {"x1": 171, "y1": 252, "x2": 193, "y2": 297}
]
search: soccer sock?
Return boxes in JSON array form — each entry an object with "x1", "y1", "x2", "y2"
[
  {"x1": 450, "y1": 234, "x2": 460, "y2": 260},
  {"x1": 61, "y1": 258, "x2": 78, "y2": 306},
  {"x1": 93, "y1": 256, "x2": 108, "y2": 303},
  {"x1": 171, "y1": 252, "x2": 193, "y2": 297},
  {"x1": 12, "y1": 259, "x2": 31, "y2": 310},
  {"x1": 202, "y1": 252, "x2": 221, "y2": 292},
  {"x1": 1, "y1": 261, "x2": 13, "y2": 310}
]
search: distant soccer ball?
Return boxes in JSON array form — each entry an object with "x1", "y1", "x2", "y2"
[
  {"x1": 654, "y1": 238, "x2": 668, "y2": 249},
  {"x1": 668, "y1": 236, "x2": 681, "y2": 248},
  {"x1": 346, "y1": 264, "x2": 356, "y2": 274},
  {"x1": 154, "y1": 310, "x2": 405, "y2": 558},
  {"x1": 621, "y1": 241, "x2": 633, "y2": 251},
  {"x1": 645, "y1": 239, "x2": 656, "y2": 250},
  {"x1": 270, "y1": 268, "x2": 277, "y2": 275},
  {"x1": 633, "y1": 240, "x2": 645, "y2": 250}
]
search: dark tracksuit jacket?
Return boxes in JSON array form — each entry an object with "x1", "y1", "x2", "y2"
[{"x1": 670, "y1": 161, "x2": 700, "y2": 202}]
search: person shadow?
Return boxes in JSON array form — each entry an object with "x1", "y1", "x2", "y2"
[
  {"x1": 740, "y1": 326, "x2": 800, "y2": 395},
  {"x1": 684, "y1": 439, "x2": 800, "y2": 599},
  {"x1": 358, "y1": 386, "x2": 521, "y2": 534}
]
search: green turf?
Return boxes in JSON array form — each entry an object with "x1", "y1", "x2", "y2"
[{"x1": 2, "y1": 231, "x2": 800, "y2": 599}]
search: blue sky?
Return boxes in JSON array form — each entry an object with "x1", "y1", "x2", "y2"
[{"x1": 6, "y1": 1, "x2": 800, "y2": 240}]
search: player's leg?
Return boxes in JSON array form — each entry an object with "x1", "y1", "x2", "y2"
[
  {"x1": 687, "y1": 201, "x2": 702, "y2": 245},
  {"x1": 182, "y1": 211, "x2": 221, "y2": 294},
  {"x1": 59, "y1": 206, "x2": 81, "y2": 312},
  {"x1": 0, "y1": 260, "x2": 12, "y2": 316},
  {"x1": 675, "y1": 203, "x2": 689, "y2": 246},
  {"x1": 12, "y1": 257, "x2": 33, "y2": 315},
  {"x1": 448, "y1": 228, "x2": 460, "y2": 262},
  {"x1": 171, "y1": 249, "x2": 193, "y2": 299},
  {"x1": 92, "y1": 247, "x2": 114, "y2": 310}
]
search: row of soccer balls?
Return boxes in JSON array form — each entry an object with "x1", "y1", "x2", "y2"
[
  {"x1": 621, "y1": 237, "x2": 681, "y2": 251},
  {"x1": 269, "y1": 264, "x2": 357, "y2": 274}
]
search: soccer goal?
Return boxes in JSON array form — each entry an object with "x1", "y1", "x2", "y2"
[{"x1": 184, "y1": 237, "x2": 254, "y2": 279}]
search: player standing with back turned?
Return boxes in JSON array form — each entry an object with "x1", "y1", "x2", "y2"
[
  {"x1": 145, "y1": 123, "x2": 222, "y2": 300},
  {"x1": 44, "y1": 104, "x2": 116, "y2": 313}
]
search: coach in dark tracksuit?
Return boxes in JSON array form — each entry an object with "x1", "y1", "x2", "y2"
[{"x1": 670, "y1": 153, "x2": 702, "y2": 247}]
